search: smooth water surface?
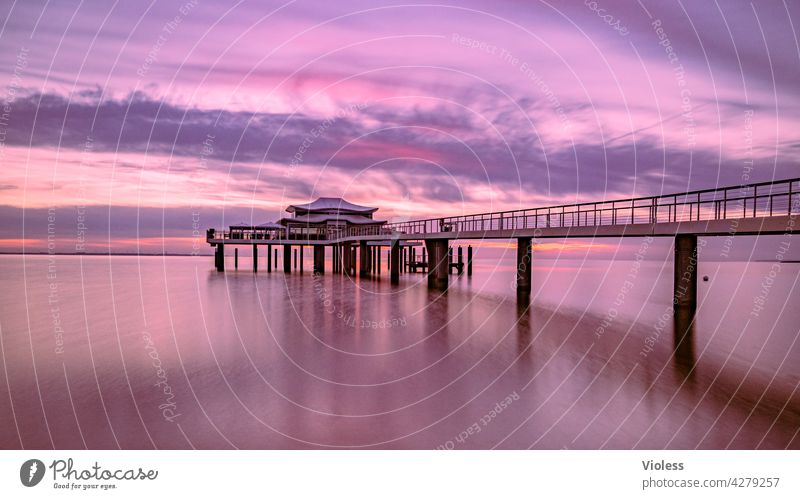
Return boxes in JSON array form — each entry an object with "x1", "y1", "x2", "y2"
[{"x1": 0, "y1": 253, "x2": 798, "y2": 449}]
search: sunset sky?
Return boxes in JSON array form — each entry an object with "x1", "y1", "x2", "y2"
[{"x1": 1, "y1": 0, "x2": 798, "y2": 254}]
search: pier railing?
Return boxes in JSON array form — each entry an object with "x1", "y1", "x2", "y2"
[
  {"x1": 208, "y1": 178, "x2": 798, "y2": 242},
  {"x1": 206, "y1": 226, "x2": 395, "y2": 242},
  {"x1": 383, "y1": 177, "x2": 799, "y2": 236}
]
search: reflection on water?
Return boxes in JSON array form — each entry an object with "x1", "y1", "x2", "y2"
[{"x1": 0, "y1": 254, "x2": 798, "y2": 449}]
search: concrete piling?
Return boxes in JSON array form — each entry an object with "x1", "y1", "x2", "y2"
[
  {"x1": 674, "y1": 234, "x2": 698, "y2": 336},
  {"x1": 516, "y1": 238, "x2": 532, "y2": 295},
  {"x1": 425, "y1": 239, "x2": 449, "y2": 289},
  {"x1": 313, "y1": 245, "x2": 325, "y2": 274},
  {"x1": 391, "y1": 241, "x2": 400, "y2": 284},
  {"x1": 359, "y1": 241, "x2": 369, "y2": 276}
]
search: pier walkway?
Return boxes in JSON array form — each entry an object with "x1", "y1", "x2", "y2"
[{"x1": 208, "y1": 177, "x2": 799, "y2": 324}]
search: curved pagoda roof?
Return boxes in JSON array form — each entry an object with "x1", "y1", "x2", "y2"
[
  {"x1": 279, "y1": 213, "x2": 386, "y2": 225},
  {"x1": 286, "y1": 197, "x2": 378, "y2": 214}
]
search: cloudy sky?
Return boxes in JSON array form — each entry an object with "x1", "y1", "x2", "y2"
[{"x1": 0, "y1": 0, "x2": 798, "y2": 253}]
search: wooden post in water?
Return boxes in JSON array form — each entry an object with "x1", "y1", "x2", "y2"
[
  {"x1": 252, "y1": 246, "x2": 257, "y2": 272},
  {"x1": 293, "y1": 248, "x2": 298, "y2": 270},
  {"x1": 235, "y1": 248, "x2": 239, "y2": 269},
  {"x1": 284, "y1": 245, "x2": 291, "y2": 273},
  {"x1": 377, "y1": 246, "x2": 381, "y2": 274},
  {"x1": 274, "y1": 248, "x2": 279, "y2": 270},
  {"x1": 457, "y1": 246, "x2": 463, "y2": 275},
  {"x1": 267, "y1": 244, "x2": 271, "y2": 272},
  {"x1": 467, "y1": 245, "x2": 473, "y2": 276}
]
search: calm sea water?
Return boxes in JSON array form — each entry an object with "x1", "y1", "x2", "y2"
[{"x1": 0, "y1": 253, "x2": 798, "y2": 449}]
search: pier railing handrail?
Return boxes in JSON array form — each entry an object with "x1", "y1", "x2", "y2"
[
  {"x1": 382, "y1": 177, "x2": 798, "y2": 236},
  {"x1": 208, "y1": 177, "x2": 798, "y2": 241}
]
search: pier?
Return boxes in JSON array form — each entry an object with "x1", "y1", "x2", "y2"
[{"x1": 209, "y1": 178, "x2": 799, "y2": 328}]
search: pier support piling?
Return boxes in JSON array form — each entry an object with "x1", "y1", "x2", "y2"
[
  {"x1": 516, "y1": 238, "x2": 532, "y2": 295},
  {"x1": 313, "y1": 245, "x2": 325, "y2": 274},
  {"x1": 390, "y1": 241, "x2": 400, "y2": 284},
  {"x1": 674, "y1": 234, "x2": 698, "y2": 334},
  {"x1": 215, "y1": 244, "x2": 225, "y2": 272},
  {"x1": 448, "y1": 247, "x2": 454, "y2": 274},
  {"x1": 425, "y1": 239, "x2": 449, "y2": 289},
  {"x1": 299, "y1": 246, "x2": 304, "y2": 272},
  {"x1": 252, "y1": 246, "x2": 257, "y2": 272},
  {"x1": 467, "y1": 245, "x2": 473, "y2": 276},
  {"x1": 359, "y1": 241, "x2": 369, "y2": 276},
  {"x1": 235, "y1": 248, "x2": 239, "y2": 269},
  {"x1": 343, "y1": 243, "x2": 354, "y2": 276},
  {"x1": 274, "y1": 248, "x2": 278, "y2": 270},
  {"x1": 284, "y1": 245, "x2": 291, "y2": 273}
]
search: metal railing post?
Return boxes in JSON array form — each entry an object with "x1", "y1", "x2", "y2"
[
  {"x1": 697, "y1": 192, "x2": 701, "y2": 220},
  {"x1": 753, "y1": 185, "x2": 757, "y2": 217},
  {"x1": 723, "y1": 188, "x2": 727, "y2": 218}
]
